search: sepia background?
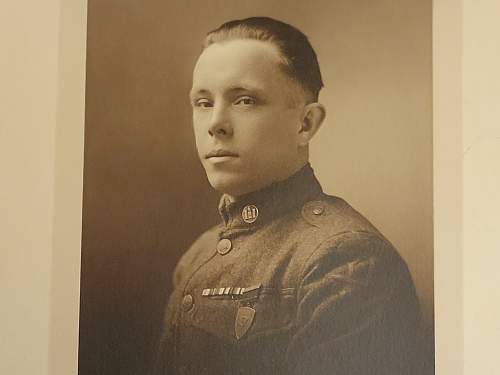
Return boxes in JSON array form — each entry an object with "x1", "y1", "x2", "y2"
[{"x1": 80, "y1": 0, "x2": 433, "y2": 374}]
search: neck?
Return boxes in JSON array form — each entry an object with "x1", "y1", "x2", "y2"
[
  {"x1": 217, "y1": 162, "x2": 322, "y2": 232},
  {"x1": 226, "y1": 159, "x2": 309, "y2": 202}
]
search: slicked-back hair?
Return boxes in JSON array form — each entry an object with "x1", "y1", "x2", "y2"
[{"x1": 202, "y1": 17, "x2": 324, "y2": 102}]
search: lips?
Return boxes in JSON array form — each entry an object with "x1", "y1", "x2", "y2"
[{"x1": 205, "y1": 149, "x2": 239, "y2": 159}]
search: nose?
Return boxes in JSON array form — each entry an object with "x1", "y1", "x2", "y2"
[{"x1": 208, "y1": 104, "x2": 233, "y2": 137}]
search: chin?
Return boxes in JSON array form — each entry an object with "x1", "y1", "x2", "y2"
[
  {"x1": 207, "y1": 175, "x2": 243, "y2": 196},
  {"x1": 205, "y1": 171, "x2": 257, "y2": 197}
]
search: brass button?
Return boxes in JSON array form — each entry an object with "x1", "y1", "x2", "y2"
[
  {"x1": 312, "y1": 205, "x2": 324, "y2": 215},
  {"x1": 217, "y1": 238, "x2": 232, "y2": 255},
  {"x1": 181, "y1": 294, "x2": 194, "y2": 312}
]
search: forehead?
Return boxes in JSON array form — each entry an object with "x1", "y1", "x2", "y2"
[{"x1": 191, "y1": 39, "x2": 292, "y2": 94}]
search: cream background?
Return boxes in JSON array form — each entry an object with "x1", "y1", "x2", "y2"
[
  {"x1": 0, "y1": 1, "x2": 87, "y2": 375},
  {"x1": 433, "y1": 1, "x2": 463, "y2": 373},
  {"x1": 1, "y1": 1, "x2": 499, "y2": 375},
  {"x1": 1, "y1": 2, "x2": 58, "y2": 373},
  {"x1": 462, "y1": 0, "x2": 500, "y2": 373}
]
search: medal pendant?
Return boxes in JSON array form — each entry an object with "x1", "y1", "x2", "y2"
[{"x1": 235, "y1": 306, "x2": 256, "y2": 340}]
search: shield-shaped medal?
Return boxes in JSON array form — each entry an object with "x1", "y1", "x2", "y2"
[{"x1": 235, "y1": 306, "x2": 256, "y2": 340}]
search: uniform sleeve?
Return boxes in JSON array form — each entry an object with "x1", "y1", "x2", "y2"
[{"x1": 286, "y1": 231, "x2": 421, "y2": 375}]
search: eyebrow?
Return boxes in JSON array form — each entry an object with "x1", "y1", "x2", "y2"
[
  {"x1": 189, "y1": 88, "x2": 210, "y2": 99},
  {"x1": 189, "y1": 84, "x2": 266, "y2": 100}
]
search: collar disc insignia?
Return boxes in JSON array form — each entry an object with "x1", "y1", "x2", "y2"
[{"x1": 241, "y1": 205, "x2": 258, "y2": 224}]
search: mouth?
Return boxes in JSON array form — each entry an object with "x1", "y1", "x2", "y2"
[{"x1": 205, "y1": 149, "x2": 239, "y2": 159}]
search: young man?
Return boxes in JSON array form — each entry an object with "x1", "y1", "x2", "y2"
[{"x1": 155, "y1": 17, "x2": 421, "y2": 375}]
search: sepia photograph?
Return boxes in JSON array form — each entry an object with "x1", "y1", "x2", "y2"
[
  {"x1": 79, "y1": 1, "x2": 433, "y2": 374},
  {"x1": 6, "y1": 1, "x2": 500, "y2": 375}
]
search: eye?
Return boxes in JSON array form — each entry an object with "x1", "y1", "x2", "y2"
[
  {"x1": 234, "y1": 96, "x2": 256, "y2": 106},
  {"x1": 194, "y1": 98, "x2": 213, "y2": 108}
]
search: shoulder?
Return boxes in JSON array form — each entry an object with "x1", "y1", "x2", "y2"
[
  {"x1": 295, "y1": 193, "x2": 409, "y2": 280},
  {"x1": 295, "y1": 193, "x2": 391, "y2": 258},
  {"x1": 300, "y1": 193, "x2": 380, "y2": 235}
]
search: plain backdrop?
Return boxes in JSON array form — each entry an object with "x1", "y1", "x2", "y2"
[{"x1": 80, "y1": 1, "x2": 433, "y2": 374}]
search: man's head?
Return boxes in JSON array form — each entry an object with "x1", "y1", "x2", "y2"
[
  {"x1": 203, "y1": 17, "x2": 324, "y2": 103},
  {"x1": 190, "y1": 17, "x2": 326, "y2": 198}
]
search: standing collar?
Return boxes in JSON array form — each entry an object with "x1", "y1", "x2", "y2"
[{"x1": 217, "y1": 163, "x2": 323, "y2": 234}]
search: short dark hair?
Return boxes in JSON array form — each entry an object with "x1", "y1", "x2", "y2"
[{"x1": 202, "y1": 17, "x2": 324, "y2": 102}]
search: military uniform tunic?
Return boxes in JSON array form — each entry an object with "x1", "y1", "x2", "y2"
[{"x1": 155, "y1": 164, "x2": 421, "y2": 375}]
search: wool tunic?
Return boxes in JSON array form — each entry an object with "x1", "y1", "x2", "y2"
[{"x1": 155, "y1": 164, "x2": 421, "y2": 375}]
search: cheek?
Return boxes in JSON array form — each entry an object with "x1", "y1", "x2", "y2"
[
  {"x1": 238, "y1": 119, "x2": 297, "y2": 162},
  {"x1": 192, "y1": 122, "x2": 206, "y2": 156},
  {"x1": 259, "y1": 112, "x2": 299, "y2": 144},
  {"x1": 192, "y1": 112, "x2": 208, "y2": 135}
]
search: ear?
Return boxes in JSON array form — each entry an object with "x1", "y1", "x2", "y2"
[{"x1": 297, "y1": 102, "x2": 326, "y2": 146}]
